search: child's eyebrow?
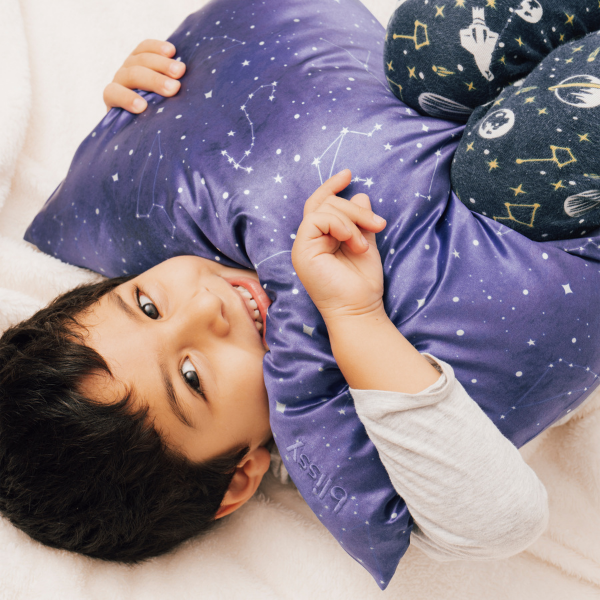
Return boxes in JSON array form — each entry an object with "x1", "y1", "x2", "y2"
[{"x1": 109, "y1": 289, "x2": 195, "y2": 429}]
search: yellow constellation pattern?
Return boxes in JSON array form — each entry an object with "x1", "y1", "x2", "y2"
[
  {"x1": 386, "y1": 77, "x2": 403, "y2": 99},
  {"x1": 393, "y1": 21, "x2": 430, "y2": 50},
  {"x1": 516, "y1": 146, "x2": 576, "y2": 169},
  {"x1": 494, "y1": 203, "x2": 541, "y2": 228}
]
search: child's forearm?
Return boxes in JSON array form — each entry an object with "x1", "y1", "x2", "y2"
[{"x1": 324, "y1": 309, "x2": 440, "y2": 393}]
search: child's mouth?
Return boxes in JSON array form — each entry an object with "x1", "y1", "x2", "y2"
[{"x1": 232, "y1": 285, "x2": 263, "y2": 333}]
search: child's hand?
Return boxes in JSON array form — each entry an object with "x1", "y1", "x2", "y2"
[
  {"x1": 291, "y1": 169, "x2": 387, "y2": 323},
  {"x1": 103, "y1": 40, "x2": 186, "y2": 114}
]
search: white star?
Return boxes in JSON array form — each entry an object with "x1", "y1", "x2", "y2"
[
  {"x1": 384, "y1": 143, "x2": 392, "y2": 151},
  {"x1": 244, "y1": 150, "x2": 251, "y2": 156},
  {"x1": 341, "y1": 127, "x2": 349, "y2": 134},
  {"x1": 248, "y1": 93, "x2": 254, "y2": 99},
  {"x1": 242, "y1": 60, "x2": 250, "y2": 66},
  {"x1": 338, "y1": 409, "x2": 346, "y2": 415},
  {"x1": 364, "y1": 178, "x2": 374, "y2": 188},
  {"x1": 112, "y1": 173, "x2": 119, "y2": 182},
  {"x1": 246, "y1": 166, "x2": 254, "y2": 173},
  {"x1": 416, "y1": 298, "x2": 426, "y2": 308},
  {"x1": 303, "y1": 324, "x2": 315, "y2": 337},
  {"x1": 221, "y1": 150, "x2": 227, "y2": 155},
  {"x1": 527, "y1": 339, "x2": 535, "y2": 346},
  {"x1": 405, "y1": 108, "x2": 412, "y2": 114},
  {"x1": 269, "y1": 95, "x2": 275, "y2": 101},
  {"x1": 562, "y1": 283, "x2": 573, "y2": 294},
  {"x1": 374, "y1": 123, "x2": 382, "y2": 130},
  {"x1": 272, "y1": 81, "x2": 278, "y2": 86},
  {"x1": 205, "y1": 90, "x2": 213, "y2": 98},
  {"x1": 453, "y1": 249, "x2": 460, "y2": 258},
  {"x1": 276, "y1": 402, "x2": 286, "y2": 414},
  {"x1": 274, "y1": 174, "x2": 283, "y2": 183},
  {"x1": 500, "y1": 415, "x2": 505, "y2": 419},
  {"x1": 227, "y1": 131, "x2": 235, "y2": 136},
  {"x1": 240, "y1": 104, "x2": 246, "y2": 110},
  {"x1": 435, "y1": 149, "x2": 442, "y2": 156},
  {"x1": 422, "y1": 124, "x2": 429, "y2": 132},
  {"x1": 312, "y1": 157, "x2": 321, "y2": 166},
  {"x1": 157, "y1": 107, "x2": 164, "y2": 113}
]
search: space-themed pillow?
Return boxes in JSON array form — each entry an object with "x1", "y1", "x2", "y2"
[{"x1": 25, "y1": 0, "x2": 600, "y2": 589}]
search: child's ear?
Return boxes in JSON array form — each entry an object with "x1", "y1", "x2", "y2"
[{"x1": 214, "y1": 446, "x2": 271, "y2": 519}]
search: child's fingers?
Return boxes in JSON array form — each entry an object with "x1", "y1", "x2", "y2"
[
  {"x1": 303, "y1": 169, "x2": 353, "y2": 215},
  {"x1": 317, "y1": 195, "x2": 386, "y2": 234},
  {"x1": 114, "y1": 64, "x2": 181, "y2": 98},
  {"x1": 130, "y1": 39, "x2": 176, "y2": 58},
  {"x1": 301, "y1": 209, "x2": 370, "y2": 255},
  {"x1": 103, "y1": 82, "x2": 147, "y2": 113},
  {"x1": 123, "y1": 52, "x2": 186, "y2": 80}
]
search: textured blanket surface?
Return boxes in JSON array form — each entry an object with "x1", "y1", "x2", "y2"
[{"x1": 1, "y1": 0, "x2": 600, "y2": 598}]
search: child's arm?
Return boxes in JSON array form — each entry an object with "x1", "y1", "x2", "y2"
[
  {"x1": 292, "y1": 171, "x2": 548, "y2": 560},
  {"x1": 103, "y1": 39, "x2": 186, "y2": 114}
]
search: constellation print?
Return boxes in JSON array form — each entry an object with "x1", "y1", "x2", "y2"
[
  {"x1": 185, "y1": 34, "x2": 246, "y2": 66},
  {"x1": 136, "y1": 131, "x2": 176, "y2": 237},
  {"x1": 493, "y1": 202, "x2": 541, "y2": 228},
  {"x1": 516, "y1": 145, "x2": 577, "y2": 168},
  {"x1": 562, "y1": 238, "x2": 600, "y2": 253},
  {"x1": 319, "y1": 38, "x2": 389, "y2": 92},
  {"x1": 499, "y1": 359, "x2": 599, "y2": 424},
  {"x1": 312, "y1": 123, "x2": 382, "y2": 185},
  {"x1": 391, "y1": 20, "x2": 430, "y2": 50},
  {"x1": 221, "y1": 82, "x2": 278, "y2": 173},
  {"x1": 414, "y1": 148, "x2": 443, "y2": 200}
]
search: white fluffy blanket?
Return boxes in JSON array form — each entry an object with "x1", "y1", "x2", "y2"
[{"x1": 1, "y1": 1, "x2": 600, "y2": 598}]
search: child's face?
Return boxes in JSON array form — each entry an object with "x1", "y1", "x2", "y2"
[{"x1": 80, "y1": 256, "x2": 273, "y2": 463}]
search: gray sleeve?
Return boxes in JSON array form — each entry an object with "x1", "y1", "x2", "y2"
[{"x1": 349, "y1": 354, "x2": 549, "y2": 561}]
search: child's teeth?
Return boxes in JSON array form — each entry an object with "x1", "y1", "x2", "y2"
[
  {"x1": 253, "y1": 309, "x2": 262, "y2": 322},
  {"x1": 249, "y1": 298, "x2": 258, "y2": 309},
  {"x1": 255, "y1": 321, "x2": 263, "y2": 332}
]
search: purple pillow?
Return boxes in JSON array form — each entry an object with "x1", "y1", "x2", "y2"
[{"x1": 25, "y1": 0, "x2": 600, "y2": 588}]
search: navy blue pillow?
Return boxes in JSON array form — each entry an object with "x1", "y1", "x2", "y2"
[{"x1": 25, "y1": 0, "x2": 600, "y2": 588}]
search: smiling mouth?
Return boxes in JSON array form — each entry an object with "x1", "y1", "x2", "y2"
[{"x1": 232, "y1": 285, "x2": 264, "y2": 333}]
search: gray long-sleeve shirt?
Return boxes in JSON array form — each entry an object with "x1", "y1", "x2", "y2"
[{"x1": 270, "y1": 354, "x2": 549, "y2": 560}]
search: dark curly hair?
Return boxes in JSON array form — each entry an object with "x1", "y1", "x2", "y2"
[{"x1": 0, "y1": 276, "x2": 249, "y2": 562}]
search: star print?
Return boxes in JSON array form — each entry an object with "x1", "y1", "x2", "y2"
[
  {"x1": 227, "y1": 131, "x2": 235, "y2": 136},
  {"x1": 465, "y1": 81, "x2": 476, "y2": 91},
  {"x1": 248, "y1": 93, "x2": 254, "y2": 99},
  {"x1": 422, "y1": 124, "x2": 430, "y2": 132},
  {"x1": 364, "y1": 178, "x2": 374, "y2": 188},
  {"x1": 241, "y1": 60, "x2": 250, "y2": 66},
  {"x1": 511, "y1": 184, "x2": 526, "y2": 196},
  {"x1": 112, "y1": 173, "x2": 119, "y2": 182},
  {"x1": 408, "y1": 66, "x2": 416, "y2": 78},
  {"x1": 565, "y1": 57, "x2": 574, "y2": 64},
  {"x1": 387, "y1": 61, "x2": 394, "y2": 71},
  {"x1": 374, "y1": 123, "x2": 382, "y2": 130},
  {"x1": 538, "y1": 108, "x2": 548, "y2": 115},
  {"x1": 515, "y1": 37, "x2": 524, "y2": 47},
  {"x1": 417, "y1": 298, "x2": 426, "y2": 308},
  {"x1": 579, "y1": 133, "x2": 590, "y2": 142},
  {"x1": 559, "y1": 33, "x2": 565, "y2": 42},
  {"x1": 435, "y1": 5, "x2": 445, "y2": 17},
  {"x1": 466, "y1": 142, "x2": 474, "y2": 151},
  {"x1": 435, "y1": 149, "x2": 442, "y2": 156},
  {"x1": 338, "y1": 409, "x2": 346, "y2": 415},
  {"x1": 274, "y1": 174, "x2": 283, "y2": 183},
  {"x1": 488, "y1": 158, "x2": 499, "y2": 171},
  {"x1": 524, "y1": 96, "x2": 535, "y2": 103},
  {"x1": 269, "y1": 95, "x2": 275, "y2": 101},
  {"x1": 157, "y1": 107, "x2": 164, "y2": 113},
  {"x1": 527, "y1": 339, "x2": 535, "y2": 346},
  {"x1": 455, "y1": 0, "x2": 466, "y2": 6},
  {"x1": 493, "y1": 97, "x2": 505, "y2": 106},
  {"x1": 499, "y1": 55, "x2": 506, "y2": 64},
  {"x1": 572, "y1": 45, "x2": 583, "y2": 53},
  {"x1": 453, "y1": 249, "x2": 460, "y2": 258},
  {"x1": 341, "y1": 127, "x2": 349, "y2": 135},
  {"x1": 384, "y1": 143, "x2": 393, "y2": 150},
  {"x1": 246, "y1": 166, "x2": 253, "y2": 174},
  {"x1": 486, "y1": 0, "x2": 496, "y2": 7},
  {"x1": 312, "y1": 157, "x2": 321, "y2": 166},
  {"x1": 565, "y1": 13, "x2": 575, "y2": 26},
  {"x1": 205, "y1": 90, "x2": 213, "y2": 98},
  {"x1": 551, "y1": 180, "x2": 565, "y2": 191},
  {"x1": 562, "y1": 284, "x2": 573, "y2": 294}
]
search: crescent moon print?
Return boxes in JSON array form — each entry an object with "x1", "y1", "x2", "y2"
[
  {"x1": 515, "y1": 0, "x2": 543, "y2": 24},
  {"x1": 418, "y1": 93, "x2": 473, "y2": 120},
  {"x1": 564, "y1": 190, "x2": 600, "y2": 218},
  {"x1": 478, "y1": 109, "x2": 515, "y2": 139},
  {"x1": 549, "y1": 75, "x2": 600, "y2": 108}
]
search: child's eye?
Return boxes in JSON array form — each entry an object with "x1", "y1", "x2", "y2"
[
  {"x1": 181, "y1": 358, "x2": 200, "y2": 391},
  {"x1": 136, "y1": 290, "x2": 160, "y2": 319}
]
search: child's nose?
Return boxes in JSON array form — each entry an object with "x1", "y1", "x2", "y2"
[{"x1": 183, "y1": 288, "x2": 229, "y2": 337}]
